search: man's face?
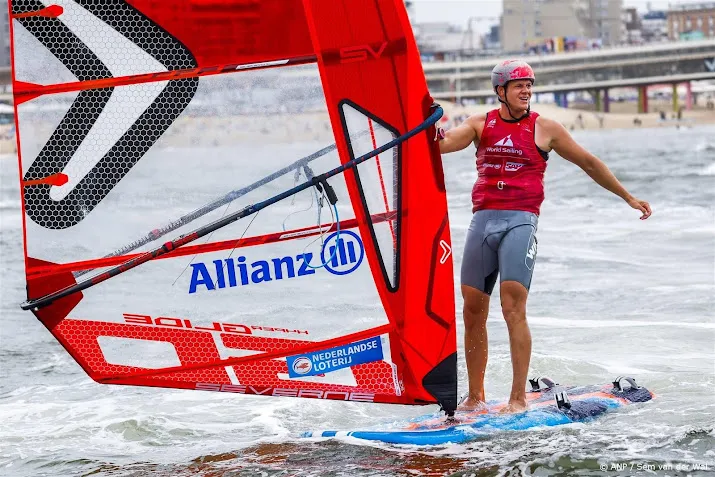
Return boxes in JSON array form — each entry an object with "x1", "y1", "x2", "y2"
[{"x1": 501, "y1": 80, "x2": 532, "y2": 109}]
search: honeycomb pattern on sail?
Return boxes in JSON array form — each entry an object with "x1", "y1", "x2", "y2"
[
  {"x1": 16, "y1": 0, "x2": 198, "y2": 229},
  {"x1": 13, "y1": 0, "x2": 113, "y2": 81},
  {"x1": 72, "y1": 0, "x2": 195, "y2": 70},
  {"x1": 53, "y1": 318, "x2": 400, "y2": 396},
  {"x1": 23, "y1": 80, "x2": 197, "y2": 229},
  {"x1": 12, "y1": 0, "x2": 195, "y2": 74},
  {"x1": 54, "y1": 319, "x2": 232, "y2": 384}
]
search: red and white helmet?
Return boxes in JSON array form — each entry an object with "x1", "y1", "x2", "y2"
[{"x1": 491, "y1": 59, "x2": 535, "y2": 91}]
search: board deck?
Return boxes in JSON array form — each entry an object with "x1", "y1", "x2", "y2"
[{"x1": 302, "y1": 378, "x2": 654, "y2": 445}]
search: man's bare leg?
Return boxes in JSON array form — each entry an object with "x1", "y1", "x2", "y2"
[
  {"x1": 499, "y1": 280, "x2": 531, "y2": 413},
  {"x1": 458, "y1": 285, "x2": 490, "y2": 411}
]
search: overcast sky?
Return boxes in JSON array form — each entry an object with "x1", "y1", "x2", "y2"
[{"x1": 410, "y1": 0, "x2": 708, "y2": 32}]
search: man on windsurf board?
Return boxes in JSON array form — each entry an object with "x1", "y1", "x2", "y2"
[{"x1": 436, "y1": 60, "x2": 652, "y2": 413}]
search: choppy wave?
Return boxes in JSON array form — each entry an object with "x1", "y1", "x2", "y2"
[
  {"x1": 529, "y1": 316, "x2": 715, "y2": 330},
  {"x1": 2, "y1": 125, "x2": 715, "y2": 476},
  {"x1": 699, "y1": 162, "x2": 715, "y2": 176}
]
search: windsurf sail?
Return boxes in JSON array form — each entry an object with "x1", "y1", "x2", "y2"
[{"x1": 10, "y1": 0, "x2": 457, "y2": 413}]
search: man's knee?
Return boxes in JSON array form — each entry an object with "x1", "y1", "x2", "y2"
[
  {"x1": 501, "y1": 307, "x2": 526, "y2": 328},
  {"x1": 500, "y1": 281, "x2": 528, "y2": 328},
  {"x1": 462, "y1": 285, "x2": 489, "y2": 330}
]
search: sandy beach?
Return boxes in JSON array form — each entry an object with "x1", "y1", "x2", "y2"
[
  {"x1": 7, "y1": 96, "x2": 714, "y2": 155},
  {"x1": 157, "y1": 96, "x2": 715, "y2": 148},
  {"x1": 439, "y1": 97, "x2": 715, "y2": 132}
]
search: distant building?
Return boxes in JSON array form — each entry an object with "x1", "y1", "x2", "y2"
[
  {"x1": 0, "y1": 4, "x2": 9, "y2": 68},
  {"x1": 586, "y1": 0, "x2": 623, "y2": 46},
  {"x1": 641, "y1": 11, "x2": 668, "y2": 43},
  {"x1": 668, "y1": 2, "x2": 715, "y2": 40},
  {"x1": 413, "y1": 22, "x2": 480, "y2": 59},
  {"x1": 622, "y1": 7, "x2": 642, "y2": 44},
  {"x1": 404, "y1": 0, "x2": 415, "y2": 25},
  {"x1": 484, "y1": 24, "x2": 501, "y2": 51},
  {"x1": 501, "y1": 0, "x2": 623, "y2": 52}
]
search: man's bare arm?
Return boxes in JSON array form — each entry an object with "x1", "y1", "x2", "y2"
[
  {"x1": 541, "y1": 117, "x2": 652, "y2": 220},
  {"x1": 438, "y1": 114, "x2": 484, "y2": 154}
]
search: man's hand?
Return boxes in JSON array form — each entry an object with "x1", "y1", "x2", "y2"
[{"x1": 626, "y1": 196, "x2": 652, "y2": 220}]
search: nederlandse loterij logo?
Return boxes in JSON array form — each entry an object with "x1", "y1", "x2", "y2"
[{"x1": 292, "y1": 357, "x2": 313, "y2": 375}]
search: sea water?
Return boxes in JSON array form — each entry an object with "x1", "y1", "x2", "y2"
[{"x1": 1, "y1": 124, "x2": 713, "y2": 476}]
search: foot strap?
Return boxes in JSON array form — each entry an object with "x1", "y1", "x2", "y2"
[{"x1": 529, "y1": 376, "x2": 558, "y2": 392}]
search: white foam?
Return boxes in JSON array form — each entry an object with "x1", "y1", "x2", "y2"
[
  {"x1": 699, "y1": 162, "x2": 715, "y2": 176},
  {"x1": 528, "y1": 316, "x2": 715, "y2": 330}
]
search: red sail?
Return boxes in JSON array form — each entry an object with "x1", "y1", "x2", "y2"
[{"x1": 10, "y1": 0, "x2": 455, "y2": 412}]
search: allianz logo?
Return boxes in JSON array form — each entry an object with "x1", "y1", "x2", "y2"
[{"x1": 188, "y1": 231, "x2": 365, "y2": 294}]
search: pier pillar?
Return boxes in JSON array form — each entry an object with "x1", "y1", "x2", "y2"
[
  {"x1": 638, "y1": 86, "x2": 649, "y2": 114},
  {"x1": 685, "y1": 81, "x2": 693, "y2": 110},
  {"x1": 603, "y1": 89, "x2": 610, "y2": 113},
  {"x1": 555, "y1": 92, "x2": 565, "y2": 108},
  {"x1": 672, "y1": 84, "x2": 679, "y2": 112},
  {"x1": 594, "y1": 90, "x2": 602, "y2": 112}
]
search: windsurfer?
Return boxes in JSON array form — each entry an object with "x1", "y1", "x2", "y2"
[{"x1": 436, "y1": 60, "x2": 652, "y2": 413}]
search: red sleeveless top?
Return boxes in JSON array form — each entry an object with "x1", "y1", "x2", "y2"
[{"x1": 472, "y1": 110, "x2": 548, "y2": 215}]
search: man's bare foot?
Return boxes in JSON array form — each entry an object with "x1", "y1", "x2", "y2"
[
  {"x1": 457, "y1": 396, "x2": 488, "y2": 412},
  {"x1": 498, "y1": 401, "x2": 528, "y2": 414}
]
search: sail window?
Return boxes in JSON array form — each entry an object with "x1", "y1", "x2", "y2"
[
  {"x1": 97, "y1": 336, "x2": 182, "y2": 369},
  {"x1": 340, "y1": 101, "x2": 400, "y2": 291}
]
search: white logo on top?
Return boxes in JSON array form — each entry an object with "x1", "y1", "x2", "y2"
[
  {"x1": 526, "y1": 240, "x2": 537, "y2": 260},
  {"x1": 487, "y1": 119, "x2": 497, "y2": 128},
  {"x1": 505, "y1": 162, "x2": 524, "y2": 172},
  {"x1": 439, "y1": 240, "x2": 452, "y2": 264},
  {"x1": 494, "y1": 135, "x2": 513, "y2": 147},
  {"x1": 485, "y1": 134, "x2": 523, "y2": 156}
]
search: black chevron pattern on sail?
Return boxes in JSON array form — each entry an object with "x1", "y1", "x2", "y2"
[
  {"x1": 16, "y1": 0, "x2": 198, "y2": 229},
  {"x1": 16, "y1": 0, "x2": 114, "y2": 229}
]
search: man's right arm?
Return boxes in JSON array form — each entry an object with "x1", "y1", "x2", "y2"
[{"x1": 438, "y1": 114, "x2": 484, "y2": 154}]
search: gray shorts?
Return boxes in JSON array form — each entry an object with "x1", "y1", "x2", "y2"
[{"x1": 461, "y1": 210, "x2": 539, "y2": 295}]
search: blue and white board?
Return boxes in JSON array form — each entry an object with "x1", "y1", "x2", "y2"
[{"x1": 302, "y1": 377, "x2": 654, "y2": 445}]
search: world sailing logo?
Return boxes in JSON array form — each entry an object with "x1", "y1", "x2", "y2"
[
  {"x1": 188, "y1": 231, "x2": 365, "y2": 294},
  {"x1": 485, "y1": 134, "x2": 523, "y2": 156}
]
